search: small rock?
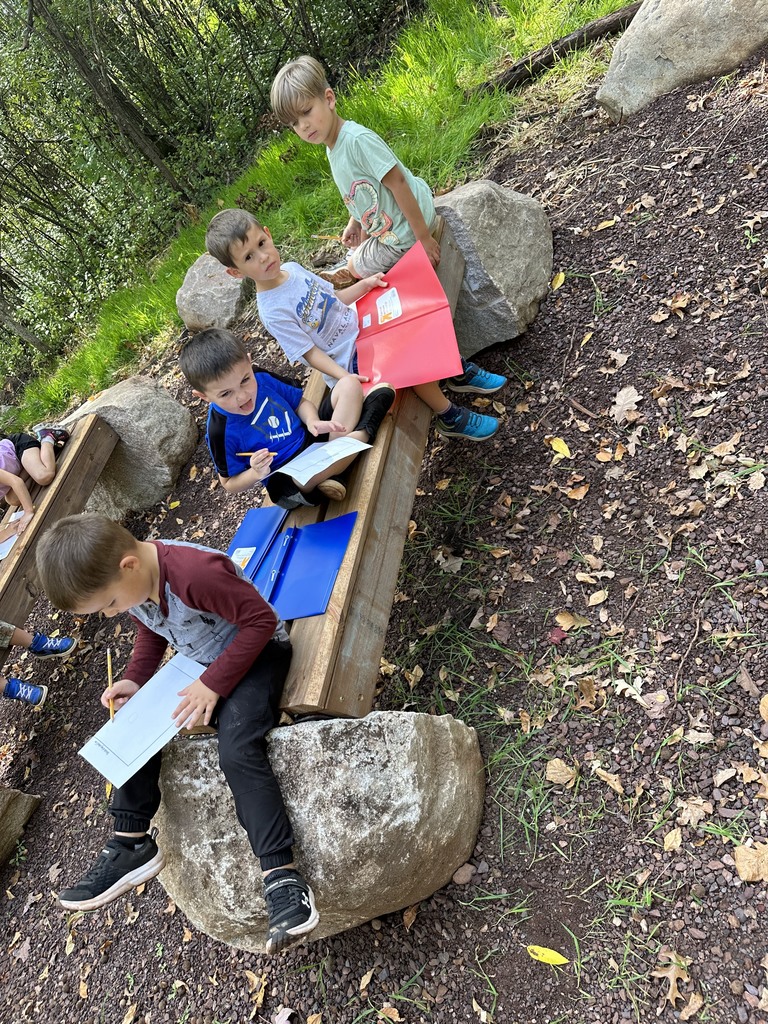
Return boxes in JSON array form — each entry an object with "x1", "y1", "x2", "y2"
[{"x1": 452, "y1": 863, "x2": 477, "y2": 886}]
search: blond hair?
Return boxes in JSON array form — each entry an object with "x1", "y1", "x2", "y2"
[
  {"x1": 206, "y1": 208, "x2": 263, "y2": 268},
  {"x1": 271, "y1": 55, "x2": 330, "y2": 125},
  {"x1": 36, "y1": 514, "x2": 139, "y2": 610}
]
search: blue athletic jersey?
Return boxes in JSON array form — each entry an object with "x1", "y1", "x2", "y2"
[{"x1": 206, "y1": 373, "x2": 306, "y2": 478}]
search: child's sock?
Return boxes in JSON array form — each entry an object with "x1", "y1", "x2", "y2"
[
  {"x1": 114, "y1": 834, "x2": 148, "y2": 851},
  {"x1": 438, "y1": 403, "x2": 462, "y2": 426}
]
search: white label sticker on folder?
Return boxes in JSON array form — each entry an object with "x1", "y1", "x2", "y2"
[
  {"x1": 231, "y1": 546, "x2": 256, "y2": 569},
  {"x1": 362, "y1": 313, "x2": 372, "y2": 328},
  {"x1": 376, "y1": 287, "x2": 402, "y2": 324}
]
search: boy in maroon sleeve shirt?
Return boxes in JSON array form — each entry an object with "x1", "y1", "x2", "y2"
[{"x1": 36, "y1": 513, "x2": 318, "y2": 954}]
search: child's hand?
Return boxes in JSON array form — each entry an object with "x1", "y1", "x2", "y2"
[
  {"x1": 422, "y1": 235, "x2": 441, "y2": 268},
  {"x1": 248, "y1": 449, "x2": 275, "y2": 480},
  {"x1": 342, "y1": 218, "x2": 362, "y2": 248},
  {"x1": 173, "y1": 678, "x2": 218, "y2": 729},
  {"x1": 308, "y1": 418, "x2": 348, "y2": 437},
  {"x1": 362, "y1": 273, "x2": 387, "y2": 292},
  {"x1": 15, "y1": 510, "x2": 34, "y2": 535},
  {"x1": 101, "y1": 678, "x2": 140, "y2": 710}
]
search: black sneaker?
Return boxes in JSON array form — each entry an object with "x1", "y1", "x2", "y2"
[
  {"x1": 355, "y1": 383, "x2": 396, "y2": 443},
  {"x1": 58, "y1": 834, "x2": 165, "y2": 911},
  {"x1": 264, "y1": 868, "x2": 319, "y2": 953}
]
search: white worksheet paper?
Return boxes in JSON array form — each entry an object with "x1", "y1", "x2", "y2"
[
  {"x1": 79, "y1": 653, "x2": 205, "y2": 787},
  {"x1": 0, "y1": 511, "x2": 24, "y2": 561},
  {"x1": 279, "y1": 436, "x2": 371, "y2": 487}
]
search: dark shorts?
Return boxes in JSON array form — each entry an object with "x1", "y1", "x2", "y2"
[
  {"x1": 5, "y1": 433, "x2": 40, "y2": 458},
  {"x1": 265, "y1": 393, "x2": 334, "y2": 509}
]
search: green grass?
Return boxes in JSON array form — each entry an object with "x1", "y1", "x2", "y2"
[{"x1": 8, "y1": 0, "x2": 628, "y2": 429}]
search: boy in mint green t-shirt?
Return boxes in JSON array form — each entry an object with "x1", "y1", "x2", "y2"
[{"x1": 269, "y1": 55, "x2": 508, "y2": 443}]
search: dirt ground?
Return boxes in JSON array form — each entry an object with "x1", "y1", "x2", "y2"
[{"x1": 2, "y1": 46, "x2": 768, "y2": 1024}]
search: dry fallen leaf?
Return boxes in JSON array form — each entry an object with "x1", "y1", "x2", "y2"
[
  {"x1": 651, "y1": 946, "x2": 692, "y2": 1006},
  {"x1": 551, "y1": 271, "x2": 566, "y2": 290},
  {"x1": 760, "y1": 695, "x2": 768, "y2": 724},
  {"x1": 594, "y1": 767, "x2": 624, "y2": 795},
  {"x1": 610, "y1": 386, "x2": 643, "y2": 424},
  {"x1": 680, "y1": 991, "x2": 704, "y2": 1020},
  {"x1": 402, "y1": 903, "x2": 420, "y2": 931},
  {"x1": 664, "y1": 827, "x2": 683, "y2": 852},
  {"x1": 588, "y1": 589, "x2": 608, "y2": 606},
  {"x1": 546, "y1": 758, "x2": 578, "y2": 788},
  {"x1": 360, "y1": 968, "x2": 374, "y2": 993},
  {"x1": 734, "y1": 842, "x2": 768, "y2": 882}
]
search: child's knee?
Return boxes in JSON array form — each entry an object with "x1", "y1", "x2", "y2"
[
  {"x1": 333, "y1": 375, "x2": 364, "y2": 403},
  {"x1": 34, "y1": 467, "x2": 55, "y2": 486}
]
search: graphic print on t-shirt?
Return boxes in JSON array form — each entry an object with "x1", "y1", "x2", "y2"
[
  {"x1": 297, "y1": 276, "x2": 337, "y2": 334},
  {"x1": 345, "y1": 179, "x2": 398, "y2": 244},
  {"x1": 250, "y1": 394, "x2": 299, "y2": 445}
]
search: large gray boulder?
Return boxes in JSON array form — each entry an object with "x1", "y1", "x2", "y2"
[
  {"x1": 155, "y1": 712, "x2": 485, "y2": 951},
  {"x1": 596, "y1": 0, "x2": 768, "y2": 123},
  {"x1": 0, "y1": 787, "x2": 40, "y2": 867},
  {"x1": 62, "y1": 377, "x2": 198, "y2": 518},
  {"x1": 176, "y1": 253, "x2": 253, "y2": 332},
  {"x1": 436, "y1": 180, "x2": 552, "y2": 359}
]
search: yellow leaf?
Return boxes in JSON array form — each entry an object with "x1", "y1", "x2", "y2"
[
  {"x1": 691, "y1": 403, "x2": 715, "y2": 418},
  {"x1": 377, "y1": 1010, "x2": 400, "y2": 1022},
  {"x1": 65, "y1": 932, "x2": 75, "y2": 955},
  {"x1": 435, "y1": 478, "x2": 451, "y2": 490},
  {"x1": 489, "y1": 547, "x2": 510, "y2": 558},
  {"x1": 121, "y1": 1006, "x2": 138, "y2": 1024},
  {"x1": 486, "y1": 612, "x2": 499, "y2": 633},
  {"x1": 595, "y1": 767, "x2": 624, "y2": 795},
  {"x1": 527, "y1": 944, "x2": 570, "y2": 965},
  {"x1": 79, "y1": 980, "x2": 88, "y2": 999},
  {"x1": 567, "y1": 483, "x2": 590, "y2": 500},
  {"x1": 555, "y1": 611, "x2": 590, "y2": 631},
  {"x1": 595, "y1": 449, "x2": 613, "y2": 462},
  {"x1": 169, "y1": 500, "x2": 181, "y2": 509},
  {"x1": 664, "y1": 827, "x2": 682, "y2": 852},
  {"x1": 588, "y1": 589, "x2": 608, "y2": 606},
  {"x1": 307, "y1": 1015, "x2": 324, "y2": 1024},
  {"x1": 360, "y1": 968, "x2": 374, "y2": 992},
  {"x1": 595, "y1": 218, "x2": 616, "y2": 231},
  {"x1": 760, "y1": 695, "x2": 768, "y2": 723},
  {"x1": 734, "y1": 842, "x2": 768, "y2": 882},
  {"x1": 189, "y1": 465, "x2": 198, "y2": 480},
  {"x1": 547, "y1": 436, "x2": 572, "y2": 458},
  {"x1": 105, "y1": 781, "x2": 113, "y2": 800},
  {"x1": 551, "y1": 271, "x2": 566, "y2": 290}
]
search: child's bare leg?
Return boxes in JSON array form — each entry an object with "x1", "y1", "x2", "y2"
[
  {"x1": 10, "y1": 627, "x2": 33, "y2": 649},
  {"x1": 21, "y1": 445, "x2": 55, "y2": 486},
  {"x1": 326, "y1": 375, "x2": 364, "y2": 440},
  {"x1": 413, "y1": 380, "x2": 452, "y2": 416},
  {"x1": 298, "y1": 453, "x2": 358, "y2": 494}
]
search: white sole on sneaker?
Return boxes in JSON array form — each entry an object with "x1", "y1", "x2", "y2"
[
  {"x1": 58, "y1": 849, "x2": 166, "y2": 912},
  {"x1": 265, "y1": 887, "x2": 320, "y2": 954}
]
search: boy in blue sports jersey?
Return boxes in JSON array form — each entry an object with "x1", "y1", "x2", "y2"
[{"x1": 179, "y1": 329, "x2": 393, "y2": 508}]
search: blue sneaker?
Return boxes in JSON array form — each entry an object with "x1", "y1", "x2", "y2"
[
  {"x1": 3, "y1": 677, "x2": 48, "y2": 707},
  {"x1": 29, "y1": 633, "x2": 77, "y2": 659},
  {"x1": 436, "y1": 406, "x2": 499, "y2": 442},
  {"x1": 447, "y1": 362, "x2": 507, "y2": 395}
]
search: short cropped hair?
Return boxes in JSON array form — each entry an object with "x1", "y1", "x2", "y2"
[
  {"x1": 271, "y1": 55, "x2": 330, "y2": 125},
  {"x1": 36, "y1": 514, "x2": 139, "y2": 611},
  {"x1": 179, "y1": 328, "x2": 249, "y2": 392},
  {"x1": 206, "y1": 208, "x2": 262, "y2": 268}
]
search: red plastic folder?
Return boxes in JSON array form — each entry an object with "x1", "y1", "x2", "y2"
[{"x1": 354, "y1": 242, "x2": 463, "y2": 392}]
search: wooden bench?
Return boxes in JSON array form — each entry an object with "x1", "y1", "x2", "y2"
[
  {"x1": 278, "y1": 219, "x2": 465, "y2": 718},
  {"x1": 0, "y1": 414, "x2": 119, "y2": 669}
]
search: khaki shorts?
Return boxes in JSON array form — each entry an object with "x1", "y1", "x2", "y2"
[{"x1": 349, "y1": 217, "x2": 437, "y2": 278}]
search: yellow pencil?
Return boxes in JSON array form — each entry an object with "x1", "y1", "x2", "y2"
[
  {"x1": 107, "y1": 647, "x2": 115, "y2": 721},
  {"x1": 237, "y1": 451, "x2": 278, "y2": 457},
  {"x1": 311, "y1": 233, "x2": 343, "y2": 242}
]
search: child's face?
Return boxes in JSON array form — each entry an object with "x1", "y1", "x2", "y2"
[
  {"x1": 73, "y1": 556, "x2": 154, "y2": 617},
  {"x1": 194, "y1": 358, "x2": 258, "y2": 417},
  {"x1": 289, "y1": 89, "x2": 341, "y2": 148},
  {"x1": 226, "y1": 225, "x2": 282, "y2": 286}
]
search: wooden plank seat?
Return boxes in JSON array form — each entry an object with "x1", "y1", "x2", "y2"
[
  {"x1": 0, "y1": 414, "x2": 119, "y2": 670},
  {"x1": 276, "y1": 218, "x2": 465, "y2": 718}
]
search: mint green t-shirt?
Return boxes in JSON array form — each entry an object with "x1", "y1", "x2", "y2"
[{"x1": 328, "y1": 120, "x2": 435, "y2": 251}]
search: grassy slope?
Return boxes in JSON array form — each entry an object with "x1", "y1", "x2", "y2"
[{"x1": 9, "y1": 0, "x2": 626, "y2": 428}]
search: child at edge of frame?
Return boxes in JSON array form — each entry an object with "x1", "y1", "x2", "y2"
[
  {"x1": 35, "y1": 512, "x2": 319, "y2": 954},
  {"x1": 266, "y1": 54, "x2": 509, "y2": 442}
]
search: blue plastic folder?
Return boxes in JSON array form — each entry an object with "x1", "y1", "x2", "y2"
[{"x1": 227, "y1": 508, "x2": 358, "y2": 620}]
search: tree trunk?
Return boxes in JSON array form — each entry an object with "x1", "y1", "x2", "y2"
[
  {"x1": 471, "y1": 1, "x2": 643, "y2": 94},
  {"x1": 0, "y1": 300, "x2": 51, "y2": 354}
]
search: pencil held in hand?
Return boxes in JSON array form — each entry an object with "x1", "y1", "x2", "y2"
[
  {"x1": 237, "y1": 451, "x2": 277, "y2": 457},
  {"x1": 107, "y1": 647, "x2": 115, "y2": 721}
]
